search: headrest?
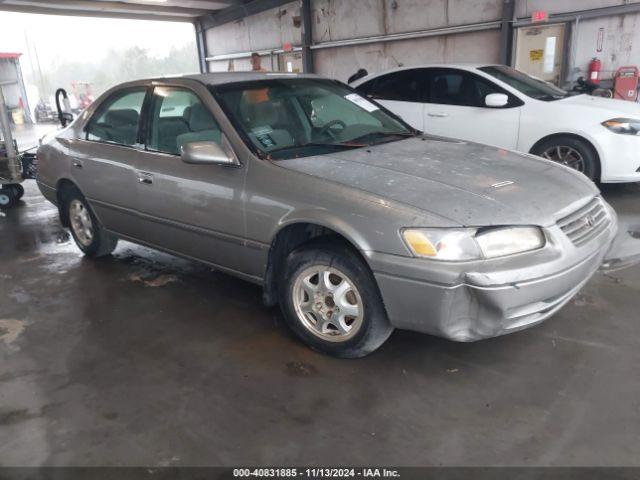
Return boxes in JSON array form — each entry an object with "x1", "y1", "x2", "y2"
[
  {"x1": 188, "y1": 104, "x2": 217, "y2": 132},
  {"x1": 104, "y1": 109, "x2": 138, "y2": 126},
  {"x1": 434, "y1": 77, "x2": 448, "y2": 96},
  {"x1": 240, "y1": 100, "x2": 280, "y2": 128},
  {"x1": 182, "y1": 105, "x2": 192, "y2": 122}
]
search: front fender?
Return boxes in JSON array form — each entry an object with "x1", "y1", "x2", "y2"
[{"x1": 275, "y1": 208, "x2": 374, "y2": 253}]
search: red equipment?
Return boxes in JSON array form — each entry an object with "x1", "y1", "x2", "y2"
[
  {"x1": 613, "y1": 66, "x2": 639, "y2": 102},
  {"x1": 588, "y1": 57, "x2": 602, "y2": 85}
]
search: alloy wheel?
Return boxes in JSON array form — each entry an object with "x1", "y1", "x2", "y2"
[
  {"x1": 69, "y1": 199, "x2": 94, "y2": 246},
  {"x1": 292, "y1": 266, "x2": 364, "y2": 342},
  {"x1": 541, "y1": 145, "x2": 585, "y2": 172}
]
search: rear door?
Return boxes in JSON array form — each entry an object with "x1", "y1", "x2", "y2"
[
  {"x1": 66, "y1": 86, "x2": 148, "y2": 239},
  {"x1": 422, "y1": 68, "x2": 522, "y2": 149},
  {"x1": 134, "y1": 83, "x2": 249, "y2": 272},
  {"x1": 356, "y1": 69, "x2": 426, "y2": 130}
]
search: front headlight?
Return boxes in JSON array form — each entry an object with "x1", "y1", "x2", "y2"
[
  {"x1": 402, "y1": 226, "x2": 545, "y2": 261},
  {"x1": 602, "y1": 118, "x2": 640, "y2": 136}
]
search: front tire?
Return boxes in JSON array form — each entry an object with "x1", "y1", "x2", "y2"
[
  {"x1": 63, "y1": 188, "x2": 118, "y2": 257},
  {"x1": 279, "y1": 242, "x2": 393, "y2": 358},
  {"x1": 532, "y1": 136, "x2": 599, "y2": 182}
]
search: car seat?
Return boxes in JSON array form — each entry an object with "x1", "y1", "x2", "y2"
[{"x1": 175, "y1": 104, "x2": 222, "y2": 153}]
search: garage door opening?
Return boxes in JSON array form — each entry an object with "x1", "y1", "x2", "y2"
[{"x1": 0, "y1": 11, "x2": 199, "y2": 130}]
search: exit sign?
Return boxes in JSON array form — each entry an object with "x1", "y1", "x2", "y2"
[{"x1": 532, "y1": 10, "x2": 548, "y2": 22}]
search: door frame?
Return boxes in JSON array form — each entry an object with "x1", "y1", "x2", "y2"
[{"x1": 512, "y1": 21, "x2": 572, "y2": 87}]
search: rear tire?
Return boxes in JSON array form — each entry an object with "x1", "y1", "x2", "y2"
[
  {"x1": 62, "y1": 187, "x2": 118, "y2": 257},
  {"x1": 10, "y1": 184, "x2": 24, "y2": 200},
  {"x1": 279, "y1": 242, "x2": 393, "y2": 358},
  {"x1": 532, "y1": 136, "x2": 599, "y2": 182},
  {"x1": 5, "y1": 184, "x2": 24, "y2": 200}
]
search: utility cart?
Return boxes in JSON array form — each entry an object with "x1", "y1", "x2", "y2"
[{"x1": 0, "y1": 82, "x2": 37, "y2": 209}]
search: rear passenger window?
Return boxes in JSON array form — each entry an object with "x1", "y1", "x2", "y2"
[
  {"x1": 357, "y1": 70, "x2": 426, "y2": 103},
  {"x1": 147, "y1": 87, "x2": 221, "y2": 156},
  {"x1": 86, "y1": 89, "x2": 146, "y2": 146}
]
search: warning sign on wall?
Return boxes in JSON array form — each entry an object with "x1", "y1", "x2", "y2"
[{"x1": 529, "y1": 49, "x2": 544, "y2": 61}]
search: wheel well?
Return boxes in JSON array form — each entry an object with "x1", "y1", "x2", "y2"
[
  {"x1": 262, "y1": 223, "x2": 364, "y2": 307},
  {"x1": 529, "y1": 133, "x2": 601, "y2": 181},
  {"x1": 55, "y1": 179, "x2": 79, "y2": 227}
]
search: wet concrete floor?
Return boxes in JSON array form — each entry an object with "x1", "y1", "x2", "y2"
[{"x1": 1, "y1": 180, "x2": 639, "y2": 466}]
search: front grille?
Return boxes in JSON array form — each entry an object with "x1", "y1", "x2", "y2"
[{"x1": 557, "y1": 197, "x2": 610, "y2": 247}]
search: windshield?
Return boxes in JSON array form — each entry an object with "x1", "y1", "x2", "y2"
[
  {"x1": 479, "y1": 65, "x2": 569, "y2": 101},
  {"x1": 211, "y1": 78, "x2": 415, "y2": 160}
]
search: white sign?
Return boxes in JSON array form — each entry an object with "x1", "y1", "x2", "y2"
[
  {"x1": 345, "y1": 93, "x2": 379, "y2": 112},
  {"x1": 543, "y1": 36, "x2": 556, "y2": 74}
]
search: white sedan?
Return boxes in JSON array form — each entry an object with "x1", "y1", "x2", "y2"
[{"x1": 351, "y1": 64, "x2": 640, "y2": 183}]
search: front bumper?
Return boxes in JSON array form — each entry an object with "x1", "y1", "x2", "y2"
[
  {"x1": 366, "y1": 202, "x2": 618, "y2": 341},
  {"x1": 592, "y1": 129, "x2": 640, "y2": 183}
]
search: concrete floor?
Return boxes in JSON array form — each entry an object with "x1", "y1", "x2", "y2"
[{"x1": 1, "y1": 177, "x2": 640, "y2": 466}]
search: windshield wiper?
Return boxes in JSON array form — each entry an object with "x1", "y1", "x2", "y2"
[
  {"x1": 348, "y1": 130, "x2": 417, "y2": 144},
  {"x1": 267, "y1": 141, "x2": 366, "y2": 156},
  {"x1": 265, "y1": 131, "x2": 416, "y2": 158},
  {"x1": 537, "y1": 93, "x2": 570, "y2": 101}
]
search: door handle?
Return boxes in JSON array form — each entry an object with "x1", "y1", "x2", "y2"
[
  {"x1": 72, "y1": 160, "x2": 83, "y2": 169},
  {"x1": 137, "y1": 172, "x2": 153, "y2": 185},
  {"x1": 427, "y1": 111, "x2": 449, "y2": 118}
]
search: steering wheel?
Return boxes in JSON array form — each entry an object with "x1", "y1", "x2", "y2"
[{"x1": 317, "y1": 119, "x2": 347, "y2": 139}]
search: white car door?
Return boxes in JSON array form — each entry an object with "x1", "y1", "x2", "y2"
[
  {"x1": 355, "y1": 69, "x2": 426, "y2": 131},
  {"x1": 422, "y1": 68, "x2": 522, "y2": 149}
]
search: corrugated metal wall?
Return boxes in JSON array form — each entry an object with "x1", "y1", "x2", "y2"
[{"x1": 204, "y1": 0, "x2": 640, "y2": 83}]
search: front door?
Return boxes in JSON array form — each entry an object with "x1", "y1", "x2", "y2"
[
  {"x1": 357, "y1": 69, "x2": 426, "y2": 131},
  {"x1": 515, "y1": 23, "x2": 566, "y2": 86},
  {"x1": 421, "y1": 68, "x2": 521, "y2": 149},
  {"x1": 134, "y1": 84, "x2": 248, "y2": 273},
  {"x1": 68, "y1": 87, "x2": 148, "y2": 239}
]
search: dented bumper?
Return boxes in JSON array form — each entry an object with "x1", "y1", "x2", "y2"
[{"x1": 366, "y1": 205, "x2": 618, "y2": 341}]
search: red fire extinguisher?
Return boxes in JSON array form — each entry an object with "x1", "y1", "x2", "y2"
[{"x1": 588, "y1": 57, "x2": 602, "y2": 85}]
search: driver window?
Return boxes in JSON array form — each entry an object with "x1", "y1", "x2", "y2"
[
  {"x1": 86, "y1": 89, "x2": 146, "y2": 146},
  {"x1": 147, "y1": 86, "x2": 222, "y2": 156},
  {"x1": 428, "y1": 70, "x2": 505, "y2": 107}
]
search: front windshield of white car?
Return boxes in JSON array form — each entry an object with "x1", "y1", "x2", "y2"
[
  {"x1": 479, "y1": 65, "x2": 569, "y2": 101},
  {"x1": 212, "y1": 78, "x2": 416, "y2": 160}
]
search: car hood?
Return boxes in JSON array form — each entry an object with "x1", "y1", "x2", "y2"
[
  {"x1": 277, "y1": 136, "x2": 598, "y2": 227},
  {"x1": 556, "y1": 94, "x2": 640, "y2": 118}
]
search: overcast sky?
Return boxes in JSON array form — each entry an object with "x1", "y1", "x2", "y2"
[{"x1": 0, "y1": 11, "x2": 196, "y2": 76}]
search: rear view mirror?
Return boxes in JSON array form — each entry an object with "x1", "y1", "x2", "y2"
[
  {"x1": 485, "y1": 93, "x2": 509, "y2": 108},
  {"x1": 180, "y1": 141, "x2": 239, "y2": 166}
]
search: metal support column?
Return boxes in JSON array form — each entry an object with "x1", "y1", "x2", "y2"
[
  {"x1": 301, "y1": 0, "x2": 314, "y2": 73},
  {"x1": 195, "y1": 19, "x2": 209, "y2": 73},
  {"x1": 0, "y1": 83, "x2": 21, "y2": 189},
  {"x1": 499, "y1": 0, "x2": 516, "y2": 66},
  {"x1": 0, "y1": 84, "x2": 17, "y2": 160}
]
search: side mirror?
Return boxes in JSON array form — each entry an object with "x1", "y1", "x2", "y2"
[
  {"x1": 485, "y1": 93, "x2": 509, "y2": 108},
  {"x1": 180, "y1": 141, "x2": 239, "y2": 166}
]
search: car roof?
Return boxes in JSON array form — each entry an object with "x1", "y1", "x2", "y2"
[
  {"x1": 351, "y1": 64, "x2": 501, "y2": 85},
  {"x1": 181, "y1": 72, "x2": 324, "y2": 86}
]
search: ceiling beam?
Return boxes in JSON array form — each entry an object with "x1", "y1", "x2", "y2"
[
  {"x1": 198, "y1": 0, "x2": 294, "y2": 31},
  {"x1": 513, "y1": 2, "x2": 640, "y2": 27},
  {"x1": 0, "y1": 0, "x2": 231, "y2": 21}
]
